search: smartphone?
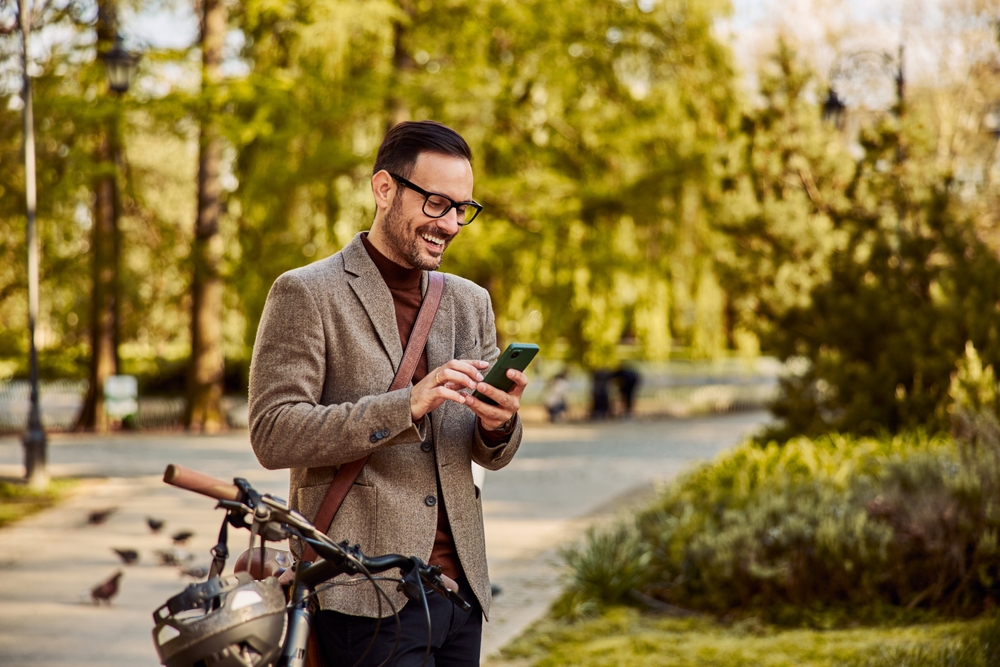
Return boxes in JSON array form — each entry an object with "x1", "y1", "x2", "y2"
[{"x1": 471, "y1": 343, "x2": 540, "y2": 406}]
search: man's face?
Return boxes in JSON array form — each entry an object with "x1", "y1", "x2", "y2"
[{"x1": 381, "y1": 152, "x2": 473, "y2": 271}]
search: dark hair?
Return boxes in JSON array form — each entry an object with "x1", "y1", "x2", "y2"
[{"x1": 373, "y1": 120, "x2": 472, "y2": 178}]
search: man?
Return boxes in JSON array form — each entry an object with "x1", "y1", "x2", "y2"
[{"x1": 248, "y1": 120, "x2": 526, "y2": 667}]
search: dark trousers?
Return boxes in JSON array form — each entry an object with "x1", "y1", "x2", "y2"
[{"x1": 314, "y1": 576, "x2": 483, "y2": 667}]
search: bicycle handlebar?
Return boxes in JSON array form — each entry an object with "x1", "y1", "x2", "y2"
[
  {"x1": 161, "y1": 463, "x2": 472, "y2": 612},
  {"x1": 163, "y1": 463, "x2": 241, "y2": 502}
]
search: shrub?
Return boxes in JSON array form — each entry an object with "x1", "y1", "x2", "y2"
[
  {"x1": 554, "y1": 523, "x2": 653, "y2": 620},
  {"x1": 560, "y1": 427, "x2": 1000, "y2": 624}
]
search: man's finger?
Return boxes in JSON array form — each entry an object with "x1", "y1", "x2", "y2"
[
  {"x1": 504, "y1": 369, "x2": 529, "y2": 396},
  {"x1": 467, "y1": 384, "x2": 520, "y2": 415},
  {"x1": 435, "y1": 368, "x2": 480, "y2": 391}
]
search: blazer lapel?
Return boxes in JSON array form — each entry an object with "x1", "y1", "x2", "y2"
[{"x1": 343, "y1": 235, "x2": 404, "y2": 372}]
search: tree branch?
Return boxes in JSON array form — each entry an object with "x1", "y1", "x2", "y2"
[{"x1": 30, "y1": 0, "x2": 53, "y2": 26}]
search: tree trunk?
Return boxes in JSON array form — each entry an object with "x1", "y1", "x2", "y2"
[
  {"x1": 183, "y1": 0, "x2": 227, "y2": 433},
  {"x1": 77, "y1": 2, "x2": 120, "y2": 432},
  {"x1": 385, "y1": 0, "x2": 416, "y2": 132}
]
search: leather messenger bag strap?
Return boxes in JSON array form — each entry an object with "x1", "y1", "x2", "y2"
[{"x1": 302, "y1": 271, "x2": 446, "y2": 562}]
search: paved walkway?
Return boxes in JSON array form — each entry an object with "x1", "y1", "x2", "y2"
[{"x1": 0, "y1": 412, "x2": 769, "y2": 666}]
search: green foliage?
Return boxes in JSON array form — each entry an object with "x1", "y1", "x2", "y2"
[
  {"x1": 841, "y1": 614, "x2": 1000, "y2": 667},
  {"x1": 555, "y1": 522, "x2": 653, "y2": 620},
  {"x1": 718, "y1": 41, "x2": 1000, "y2": 439},
  {"x1": 560, "y1": 427, "x2": 1000, "y2": 624},
  {"x1": 0, "y1": 478, "x2": 78, "y2": 528},
  {"x1": 224, "y1": 0, "x2": 742, "y2": 367},
  {"x1": 950, "y1": 343, "x2": 999, "y2": 420},
  {"x1": 495, "y1": 606, "x2": 992, "y2": 667}
]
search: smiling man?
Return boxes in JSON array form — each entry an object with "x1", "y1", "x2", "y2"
[{"x1": 248, "y1": 120, "x2": 527, "y2": 667}]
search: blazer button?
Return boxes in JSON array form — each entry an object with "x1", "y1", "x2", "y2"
[
  {"x1": 369, "y1": 434, "x2": 378, "y2": 443},
  {"x1": 424, "y1": 495, "x2": 436, "y2": 507},
  {"x1": 421, "y1": 442, "x2": 432, "y2": 452},
  {"x1": 381, "y1": 429, "x2": 390, "y2": 438}
]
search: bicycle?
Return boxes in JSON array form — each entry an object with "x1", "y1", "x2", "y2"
[{"x1": 152, "y1": 463, "x2": 471, "y2": 667}]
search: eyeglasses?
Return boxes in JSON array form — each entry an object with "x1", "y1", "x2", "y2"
[{"x1": 389, "y1": 173, "x2": 483, "y2": 225}]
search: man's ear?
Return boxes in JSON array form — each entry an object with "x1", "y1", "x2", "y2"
[{"x1": 372, "y1": 170, "x2": 395, "y2": 211}]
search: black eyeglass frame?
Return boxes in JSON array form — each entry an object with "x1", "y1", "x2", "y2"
[{"x1": 389, "y1": 173, "x2": 483, "y2": 225}]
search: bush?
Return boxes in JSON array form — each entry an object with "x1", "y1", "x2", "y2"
[
  {"x1": 560, "y1": 426, "x2": 1000, "y2": 624},
  {"x1": 554, "y1": 523, "x2": 653, "y2": 620}
]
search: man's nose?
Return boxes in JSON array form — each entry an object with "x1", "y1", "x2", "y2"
[{"x1": 436, "y1": 207, "x2": 463, "y2": 234}]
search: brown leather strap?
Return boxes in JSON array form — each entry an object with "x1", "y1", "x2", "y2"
[{"x1": 303, "y1": 271, "x2": 445, "y2": 562}]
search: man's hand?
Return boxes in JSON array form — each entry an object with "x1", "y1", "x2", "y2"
[
  {"x1": 466, "y1": 368, "x2": 528, "y2": 431},
  {"x1": 411, "y1": 359, "x2": 489, "y2": 422}
]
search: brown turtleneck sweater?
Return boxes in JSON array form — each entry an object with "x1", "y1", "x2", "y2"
[{"x1": 361, "y1": 232, "x2": 512, "y2": 581}]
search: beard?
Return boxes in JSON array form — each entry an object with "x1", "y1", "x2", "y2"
[{"x1": 381, "y1": 193, "x2": 455, "y2": 270}]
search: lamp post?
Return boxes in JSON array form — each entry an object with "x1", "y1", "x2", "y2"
[
  {"x1": 822, "y1": 45, "x2": 905, "y2": 124},
  {"x1": 76, "y1": 32, "x2": 138, "y2": 433},
  {"x1": 19, "y1": 0, "x2": 47, "y2": 488},
  {"x1": 821, "y1": 87, "x2": 847, "y2": 128},
  {"x1": 101, "y1": 35, "x2": 140, "y2": 95}
]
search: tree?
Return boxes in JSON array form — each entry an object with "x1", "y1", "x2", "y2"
[
  {"x1": 227, "y1": 0, "x2": 741, "y2": 371},
  {"x1": 77, "y1": 0, "x2": 124, "y2": 432},
  {"x1": 718, "y1": 42, "x2": 1000, "y2": 439},
  {"x1": 183, "y1": 0, "x2": 228, "y2": 432}
]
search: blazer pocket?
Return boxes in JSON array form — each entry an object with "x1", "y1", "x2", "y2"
[
  {"x1": 329, "y1": 483, "x2": 378, "y2": 555},
  {"x1": 297, "y1": 482, "x2": 377, "y2": 546}
]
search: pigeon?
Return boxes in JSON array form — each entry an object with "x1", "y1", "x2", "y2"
[
  {"x1": 87, "y1": 508, "x2": 117, "y2": 525},
  {"x1": 154, "y1": 547, "x2": 193, "y2": 567},
  {"x1": 90, "y1": 570, "x2": 123, "y2": 605},
  {"x1": 179, "y1": 565, "x2": 209, "y2": 579},
  {"x1": 147, "y1": 517, "x2": 166, "y2": 533},
  {"x1": 171, "y1": 530, "x2": 194, "y2": 545},
  {"x1": 111, "y1": 548, "x2": 139, "y2": 565}
]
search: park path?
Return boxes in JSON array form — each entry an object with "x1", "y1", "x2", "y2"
[{"x1": 0, "y1": 412, "x2": 768, "y2": 667}]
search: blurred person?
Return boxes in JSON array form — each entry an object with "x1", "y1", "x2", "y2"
[
  {"x1": 543, "y1": 370, "x2": 570, "y2": 422},
  {"x1": 613, "y1": 366, "x2": 640, "y2": 418},
  {"x1": 590, "y1": 369, "x2": 612, "y2": 420},
  {"x1": 249, "y1": 120, "x2": 529, "y2": 667}
]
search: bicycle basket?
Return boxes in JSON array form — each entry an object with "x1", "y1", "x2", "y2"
[{"x1": 152, "y1": 572, "x2": 286, "y2": 667}]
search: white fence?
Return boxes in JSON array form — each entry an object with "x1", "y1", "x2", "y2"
[
  {"x1": 0, "y1": 359, "x2": 782, "y2": 433},
  {"x1": 0, "y1": 380, "x2": 248, "y2": 434},
  {"x1": 0, "y1": 380, "x2": 89, "y2": 433}
]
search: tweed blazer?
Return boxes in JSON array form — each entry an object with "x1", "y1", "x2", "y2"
[{"x1": 248, "y1": 233, "x2": 521, "y2": 619}]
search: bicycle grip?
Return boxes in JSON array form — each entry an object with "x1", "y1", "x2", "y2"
[{"x1": 163, "y1": 464, "x2": 241, "y2": 502}]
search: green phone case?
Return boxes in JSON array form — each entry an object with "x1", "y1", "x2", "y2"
[{"x1": 472, "y1": 343, "x2": 540, "y2": 406}]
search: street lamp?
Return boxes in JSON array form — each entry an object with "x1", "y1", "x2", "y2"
[
  {"x1": 77, "y1": 32, "x2": 139, "y2": 433},
  {"x1": 821, "y1": 87, "x2": 847, "y2": 128},
  {"x1": 18, "y1": 0, "x2": 47, "y2": 488},
  {"x1": 100, "y1": 35, "x2": 140, "y2": 94},
  {"x1": 822, "y1": 45, "x2": 905, "y2": 124}
]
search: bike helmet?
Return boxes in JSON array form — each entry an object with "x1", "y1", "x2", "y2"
[{"x1": 152, "y1": 573, "x2": 286, "y2": 667}]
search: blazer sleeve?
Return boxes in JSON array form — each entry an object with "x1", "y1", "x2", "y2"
[
  {"x1": 469, "y1": 288, "x2": 522, "y2": 470},
  {"x1": 248, "y1": 272, "x2": 425, "y2": 471}
]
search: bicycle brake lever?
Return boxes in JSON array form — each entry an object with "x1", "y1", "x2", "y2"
[
  {"x1": 413, "y1": 567, "x2": 472, "y2": 612},
  {"x1": 398, "y1": 566, "x2": 425, "y2": 602},
  {"x1": 443, "y1": 586, "x2": 472, "y2": 612}
]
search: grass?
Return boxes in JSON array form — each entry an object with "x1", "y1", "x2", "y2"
[
  {"x1": 488, "y1": 607, "x2": 999, "y2": 667},
  {"x1": 0, "y1": 478, "x2": 78, "y2": 528}
]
